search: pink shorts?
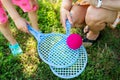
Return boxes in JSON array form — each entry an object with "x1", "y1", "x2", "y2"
[{"x1": 0, "y1": 0, "x2": 37, "y2": 24}]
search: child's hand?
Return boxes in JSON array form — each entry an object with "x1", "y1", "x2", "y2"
[
  {"x1": 14, "y1": 17, "x2": 29, "y2": 33},
  {"x1": 60, "y1": 7, "x2": 73, "y2": 29}
]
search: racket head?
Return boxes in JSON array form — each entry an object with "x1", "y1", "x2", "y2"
[
  {"x1": 38, "y1": 33, "x2": 79, "y2": 68},
  {"x1": 27, "y1": 24, "x2": 80, "y2": 68},
  {"x1": 48, "y1": 38, "x2": 79, "y2": 68},
  {"x1": 49, "y1": 46, "x2": 87, "y2": 79}
]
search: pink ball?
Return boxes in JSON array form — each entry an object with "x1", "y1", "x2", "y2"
[{"x1": 66, "y1": 34, "x2": 82, "y2": 50}]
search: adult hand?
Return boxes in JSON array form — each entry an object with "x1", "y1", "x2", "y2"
[
  {"x1": 14, "y1": 17, "x2": 29, "y2": 33},
  {"x1": 60, "y1": 7, "x2": 73, "y2": 29}
]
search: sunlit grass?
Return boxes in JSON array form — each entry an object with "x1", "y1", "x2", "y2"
[{"x1": 0, "y1": 0, "x2": 120, "y2": 80}]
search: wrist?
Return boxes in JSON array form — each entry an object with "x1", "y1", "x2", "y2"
[
  {"x1": 89, "y1": 0, "x2": 102, "y2": 8},
  {"x1": 96, "y1": 0, "x2": 102, "y2": 8}
]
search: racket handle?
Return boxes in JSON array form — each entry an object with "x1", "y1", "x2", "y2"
[
  {"x1": 27, "y1": 24, "x2": 40, "y2": 41},
  {"x1": 66, "y1": 20, "x2": 71, "y2": 35}
]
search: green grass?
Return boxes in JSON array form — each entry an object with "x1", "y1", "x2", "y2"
[{"x1": 0, "y1": 0, "x2": 120, "y2": 80}]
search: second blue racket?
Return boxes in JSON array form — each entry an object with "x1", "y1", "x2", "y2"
[{"x1": 50, "y1": 46, "x2": 88, "y2": 79}]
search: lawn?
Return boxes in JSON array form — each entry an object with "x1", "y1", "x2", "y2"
[{"x1": 0, "y1": 0, "x2": 120, "y2": 80}]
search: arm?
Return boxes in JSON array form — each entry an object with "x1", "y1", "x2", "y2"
[
  {"x1": 1, "y1": 0, "x2": 29, "y2": 33},
  {"x1": 88, "y1": 0, "x2": 120, "y2": 11},
  {"x1": 60, "y1": 0, "x2": 73, "y2": 28},
  {"x1": 81, "y1": 0, "x2": 120, "y2": 11},
  {"x1": 1, "y1": 0, "x2": 21, "y2": 20},
  {"x1": 101, "y1": 0, "x2": 120, "y2": 11}
]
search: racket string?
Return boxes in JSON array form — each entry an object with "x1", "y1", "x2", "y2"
[
  {"x1": 50, "y1": 46, "x2": 87, "y2": 78},
  {"x1": 48, "y1": 40, "x2": 79, "y2": 67},
  {"x1": 38, "y1": 34, "x2": 80, "y2": 68}
]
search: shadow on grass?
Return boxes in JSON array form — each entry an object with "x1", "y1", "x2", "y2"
[
  {"x1": 82, "y1": 26, "x2": 120, "y2": 80},
  {"x1": 0, "y1": 54, "x2": 24, "y2": 79},
  {"x1": 0, "y1": 26, "x2": 120, "y2": 80}
]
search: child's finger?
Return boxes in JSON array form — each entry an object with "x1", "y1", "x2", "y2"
[
  {"x1": 21, "y1": 25, "x2": 29, "y2": 33},
  {"x1": 25, "y1": 21, "x2": 30, "y2": 33},
  {"x1": 24, "y1": 26, "x2": 29, "y2": 33}
]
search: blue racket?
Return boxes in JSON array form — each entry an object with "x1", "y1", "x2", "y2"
[
  {"x1": 27, "y1": 20, "x2": 79, "y2": 68},
  {"x1": 50, "y1": 46, "x2": 88, "y2": 79}
]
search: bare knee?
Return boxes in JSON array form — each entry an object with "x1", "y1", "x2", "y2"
[
  {"x1": 86, "y1": 16, "x2": 106, "y2": 33},
  {"x1": 85, "y1": 13, "x2": 103, "y2": 32},
  {"x1": 85, "y1": 6, "x2": 105, "y2": 27},
  {"x1": 70, "y1": 5, "x2": 89, "y2": 27},
  {"x1": 85, "y1": 6, "x2": 117, "y2": 32}
]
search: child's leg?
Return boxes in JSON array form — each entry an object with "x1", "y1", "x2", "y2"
[
  {"x1": 0, "y1": 22, "x2": 23, "y2": 55},
  {"x1": 0, "y1": 1, "x2": 17, "y2": 45},
  {"x1": 12, "y1": 0, "x2": 39, "y2": 30},
  {"x1": 28, "y1": 11, "x2": 39, "y2": 30},
  {"x1": 83, "y1": 6, "x2": 117, "y2": 46},
  {"x1": 28, "y1": 0, "x2": 39, "y2": 30},
  {"x1": 0, "y1": 22, "x2": 17, "y2": 45},
  {"x1": 0, "y1": 1, "x2": 22, "y2": 55}
]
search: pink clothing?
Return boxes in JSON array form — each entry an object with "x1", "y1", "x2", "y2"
[
  {"x1": 0, "y1": 1, "x2": 8, "y2": 23},
  {"x1": 12, "y1": 0, "x2": 37, "y2": 12},
  {"x1": 0, "y1": 0, "x2": 37, "y2": 24}
]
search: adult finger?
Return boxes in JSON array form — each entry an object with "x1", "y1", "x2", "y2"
[
  {"x1": 60, "y1": 13, "x2": 67, "y2": 29},
  {"x1": 66, "y1": 11, "x2": 73, "y2": 25}
]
